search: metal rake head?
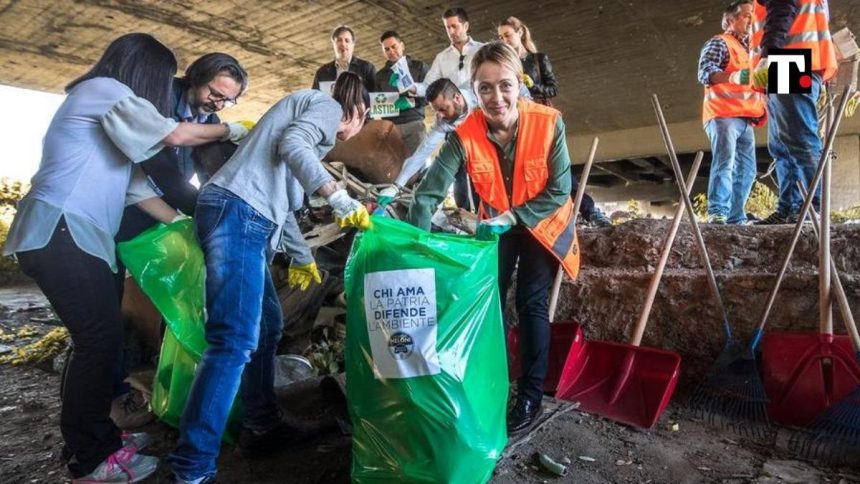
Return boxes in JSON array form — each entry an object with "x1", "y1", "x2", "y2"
[
  {"x1": 690, "y1": 345, "x2": 773, "y2": 439},
  {"x1": 789, "y1": 388, "x2": 860, "y2": 465}
]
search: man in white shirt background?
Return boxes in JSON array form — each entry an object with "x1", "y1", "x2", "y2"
[{"x1": 416, "y1": 8, "x2": 484, "y2": 96}]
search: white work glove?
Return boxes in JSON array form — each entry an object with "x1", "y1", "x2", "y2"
[
  {"x1": 728, "y1": 69, "x2": 750, "y2": 85},
  {"x1": 170, "y1": 212, "x2": 191, "y2": 224},
  {"x1": 377, "y1": 186, "x2": 399, "y2": 207},
  {"x1": 476, "y1": 210, "x2": 517, "y2": 240},
  {"x1": 223, "y1": 121, "x2": 253, "y2": 142},
  {"x1": 326, "y1": 189, "x2": 371, "y2": 230}
]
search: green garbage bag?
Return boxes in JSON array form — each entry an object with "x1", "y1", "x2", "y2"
[
  {"x1": 117, "y1": 219, "x2": 240, "y2": 439},
  {"x1": 344, "y1": 216, "x2": 509, "y2": 483}
]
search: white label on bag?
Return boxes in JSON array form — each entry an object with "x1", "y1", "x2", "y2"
[{"x1": 364, "y1": 268, "x2": 440, "y2": 379}]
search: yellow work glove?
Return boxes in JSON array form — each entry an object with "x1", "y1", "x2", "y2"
[
  {"x1": 223, "y1": 120, "x2": 255, "y2": 142},
  {"x1": 522, "y1": 73, "x2": 535, "y2": 89},
  {"x1": 751, "y1": 58, "x2": 769, "y2": 92},
  {"x1": 287, "y1": 262, "x2": 322, "y2": 291},
  {"x1": 237, "y1": 120, "x2": 256, "y2": 131},
  {"x1": 327, "y1": 189, "x2": 372, "y2": 230},
  {"x1": 846, "y1": 93, "x2": 859, "y2": 118}
]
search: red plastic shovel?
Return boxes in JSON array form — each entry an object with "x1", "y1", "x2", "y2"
[
  {"x1": 555, "y1": 152, "x2": 703, "y2": 429},
  {"x1": 506, "y1": 138, "x2": 598, "y2": 393},
  {"x1": 761, "y1": 182, "x2": 860, "y2": 426},
  {"x1": 507, "y1": 321, "x2": 584, "y2": 393}
]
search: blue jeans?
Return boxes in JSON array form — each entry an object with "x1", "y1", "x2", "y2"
[
  {"x1": 167, "y1": 186, "x2": 284, "y2": 480},
  {"x1": 767, "y1": 73, "x2": 822, "y2": 215},
  {"x1": 704, "y1": 117, "x2": 756, "y2": 223}
]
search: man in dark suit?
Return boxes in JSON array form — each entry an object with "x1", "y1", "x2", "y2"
[
  {"x1": 374, "y1": 30, "x2": 429, "y2": 156},
  {"x1": 312, "y1": 25, "x2": 376, "y2": 93}
]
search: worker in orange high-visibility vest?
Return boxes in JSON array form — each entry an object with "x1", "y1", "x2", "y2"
[
  {"x1": 697, "y1": 0, "x2": 766, "y2": 225},
  {"x1": 749, "y1": 0, "x2": 838, "y2": 224},
  {"x1": 407, "y1": 42, "x2": 580, "y2": 437}
]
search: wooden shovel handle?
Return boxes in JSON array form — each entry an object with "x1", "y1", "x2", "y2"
[
  {"x1": 753, "y1": 87, "x2": 852, "y2": 343},
  {"x1": 820, "y1": 93, "x2": 833, "y2": 336},
  {"x1": 631, "y1": 152, "x2": 703, "y2": 346},
  {"x1": 548, "y1": 137, "x2": 599, "y2": 322},
  {"x1": 652, "y1": 95, "x2": 732, "y2": 338},
  {"x1": 801, "y1": 185, "x2": 860, "y2": 352}
]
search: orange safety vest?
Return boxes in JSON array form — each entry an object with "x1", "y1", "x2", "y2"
[
  {"x1": 702, "y1": 33, "x2": 766, "y2": 125},
  {"x1": 750, "y1": 0, "x2": 837, "y2": 82},
  {"x1": 455, "y1": 100, "x2": 580, "y2": 279}
]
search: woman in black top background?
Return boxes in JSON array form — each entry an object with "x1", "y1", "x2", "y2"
[{"x1": 498, "y1": 16, "x2": 558, "y2": 106}]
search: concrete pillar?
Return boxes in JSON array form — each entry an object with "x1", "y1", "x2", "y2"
[{"x1": 831, "y1": 134, "x2": 860, "y2": 211}]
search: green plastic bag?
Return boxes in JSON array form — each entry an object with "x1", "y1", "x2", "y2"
[
  {"x1": 117, "y1": 220, "x2": 240, "y2": 438},
  {"x1": 344, "y1": 216, "x2": 509, "y2": 483}
]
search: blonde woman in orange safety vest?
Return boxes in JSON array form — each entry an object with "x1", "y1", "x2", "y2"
[
  {"x1": 749, "y1": 0, "x2": 837, "y2": 224},
  {"x1": 697, "y1": 0, "x2": 766, "y2": 225},
  {"x1": 407, "y1": 42, "x2": 579, "y2": 436}
]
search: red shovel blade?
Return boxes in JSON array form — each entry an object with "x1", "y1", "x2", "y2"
[
  {"x1": 507, "y1": 321, "x2": 584, "y2": 393},
  {"x1": 556, "y1": 340, "x2": 681, "y2": 429},
  {"x1": 761, "y1": 332, "x2": 860, "y2": 426}
]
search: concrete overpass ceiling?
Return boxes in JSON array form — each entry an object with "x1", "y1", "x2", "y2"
[
  {"x1": 2, "y1": 1, "x2": 857, "y2": 131},
  {"x1": 2, "y1": 1, "x2": 859, "y2": 203}
]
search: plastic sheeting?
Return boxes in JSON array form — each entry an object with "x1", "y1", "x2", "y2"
[
  {"x1": 344, "y1": 216, "x2": 508, "y2": 483},
  {"x1": 117, "y1": 220, "x2": 240, "y2": 439}
]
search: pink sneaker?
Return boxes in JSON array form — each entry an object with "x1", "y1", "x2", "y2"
[
  {"x1": 121, "y1": 431, "x2": 153, "y2": 452},
  {"x1": 72, "y1": 446, "x2": 158, "y2": 483}
]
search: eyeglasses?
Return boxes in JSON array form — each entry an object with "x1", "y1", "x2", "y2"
[
  {"x1": 206, "y1": 84, "x2": 238, "y2": 108},
  {"x1": 458, "y1": 54, "x2": 466, "y2": 71}
]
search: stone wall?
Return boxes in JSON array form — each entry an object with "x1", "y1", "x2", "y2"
[{"x1": 517, "y1": 220, "x2": 860, "y2": 390}]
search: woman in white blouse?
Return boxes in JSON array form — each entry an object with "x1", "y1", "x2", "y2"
[{"x1": 2, "y1": 33, "x2": 244, "y2": 483}]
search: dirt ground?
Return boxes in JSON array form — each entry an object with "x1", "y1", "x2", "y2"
[{"x1": 1, "y1": 284, "x2": 859, "y2": 483}]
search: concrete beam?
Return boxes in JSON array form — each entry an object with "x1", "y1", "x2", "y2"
[
  {"x1": 569, "y1": 114, "x2": 860, "y2": 164},
  {"x1": 832, "y1": 134, "x2": 860, "y2": 210}
]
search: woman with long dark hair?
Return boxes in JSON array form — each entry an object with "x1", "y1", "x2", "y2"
[
  {"x1": 498, "y1": 16, "x2": 558, "y2": 106},
  {"x1": 2, "y1": 33, "x2": 244, "y2": 482},
  {"x1": 166, "y1": 72, "x2": 371, "y2": 483}
]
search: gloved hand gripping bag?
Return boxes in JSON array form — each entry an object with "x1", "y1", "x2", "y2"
[{"x1": 344, "y1": 215, "x2": 509, "y2": 483}]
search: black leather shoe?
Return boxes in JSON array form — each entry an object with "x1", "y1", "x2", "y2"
[
  {"x1": 755, "y1": 211, "x2": 791, "y2": 225},
  {"x1": 237, "y1": 421, "x2": 314, "y2": 457},
  {"x1": 507, "y1": 397, "x2": 542, "y2": 435}
]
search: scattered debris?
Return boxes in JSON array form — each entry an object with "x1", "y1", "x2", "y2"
[
  {"x1": 578, "y1": 456, "x2": 596, "y2": 462},
  {"x1": 274, "y1": 354, "x2": 316, "y2": 389},
  {"x1": 536, "y1": 453, "x2": 568, "y2": 476},
  {"x1": 0, "y1": 327, "x2": 69, "y2": 366},
  {"x1": 616, "y1": 459, "x2": 633, "y2": 466},
  {"x1": 678, "y1": 14, "x2": 704, "y2": 26},
  {"x1": 756, "y1": 459, "x2": 831, "y2": 483},
  {"x1": 305, "y1": 326, "x2": 344, "y2": 375}
]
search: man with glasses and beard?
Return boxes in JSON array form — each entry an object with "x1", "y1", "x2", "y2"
[{"x1": 118, "y1": 52, "x2": 249, "y2": 239}]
